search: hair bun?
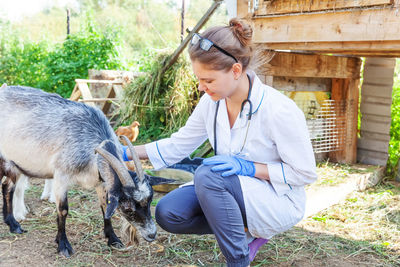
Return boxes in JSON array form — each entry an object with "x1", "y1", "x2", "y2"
[{"x1": 229, "y1": 18, "x2": 253, "y2": 47}]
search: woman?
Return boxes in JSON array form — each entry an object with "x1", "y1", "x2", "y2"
[{"x1": 123, "y1": 18, "x2": 317, "y2": 267}]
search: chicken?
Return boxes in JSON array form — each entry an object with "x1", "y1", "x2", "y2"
[
  {"x1": 115, "y1": 121, "x2": 140, "y2": 142},
  {"x1": 115, "y1": 121, "x2": 140, "y2": 171}
]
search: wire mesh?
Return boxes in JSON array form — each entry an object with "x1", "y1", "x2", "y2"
[{"x1": 295, "y1": 99, "x2": 351, "y2": 154}]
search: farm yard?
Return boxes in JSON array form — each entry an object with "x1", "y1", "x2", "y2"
[
  {"x1": 1, "y1": 0, "x2": 400, "y2": 266},
  {"x1": 0, "y1": 162, "x2": 399, "y2": 266}
]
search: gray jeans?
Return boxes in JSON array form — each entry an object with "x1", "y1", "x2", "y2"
[{"x1": 155, "y1": 164, "x2": 250, "y2": 267}]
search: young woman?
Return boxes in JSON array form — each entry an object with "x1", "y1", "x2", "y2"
[{"x1": 124, "y1": 18, "x2": 317, "y2": 267}]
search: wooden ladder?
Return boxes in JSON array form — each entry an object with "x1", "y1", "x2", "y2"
[{"x1": 69, "y1": 79, "x2": 124, "y2": 114}]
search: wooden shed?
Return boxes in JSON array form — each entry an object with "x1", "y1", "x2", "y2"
[{"x1": 229, "y1": 0, "x2": 399, "y2": 165}]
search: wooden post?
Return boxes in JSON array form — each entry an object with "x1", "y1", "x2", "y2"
[
  {"x1": 181, "y1": 0, "x2": 185, "y2": 43},
  {"x1": 329, "y1": 78, "x2": 360, "y2": 164},
  {"x1": 161, "y1": 0, "x2": 223, "y2": 75},
  {"x1": 66, "y1": 8, "x2": 70, "y2": 36}
]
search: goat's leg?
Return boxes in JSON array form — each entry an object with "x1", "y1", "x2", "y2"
[
  {"x1": 96, "y1": 185, "x2": 124, "y2": 249},
  {"x1": 2, "y1": 177, "x2": 26, "y2": 233},
  {"x1": 53, "y1": 177, "x2": 74, "y2": 257},
  {"x1": 41, "y1": 179, "x2": 55, "y2": 203},
  {"x1": 13, "y1": 175, "x2": 30, "y2": 221}
]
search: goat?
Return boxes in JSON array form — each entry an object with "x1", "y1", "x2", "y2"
[
  {"x1": 0, "y1": 84, "x2": 172, "y2": 257},
  {"x1": 36, "y1": 120, "x2": 141, "y2": 207}
]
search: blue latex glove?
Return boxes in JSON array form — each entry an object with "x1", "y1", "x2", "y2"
[
  {"x1": 121, "y1": 145, "x2": 130, "y2": 161},
  {"x1": 203, "y1": 155, "x2": 256, "y2": 177}
]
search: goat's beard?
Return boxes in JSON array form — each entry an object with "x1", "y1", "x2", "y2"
[{"x1": 119, "y1": 216, "x2": 140, "y2": 247}]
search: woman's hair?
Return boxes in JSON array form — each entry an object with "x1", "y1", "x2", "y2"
[{"x1": 189, "y1": 18, "x2": 253, "y2": 71}]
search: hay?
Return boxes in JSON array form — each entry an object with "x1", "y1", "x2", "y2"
[{"x1": 119, "y1": 50, "x2": 198, "y2": 141}]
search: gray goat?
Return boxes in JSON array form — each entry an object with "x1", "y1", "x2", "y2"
[{"x1": 0, "y1": 83, "x2": 171, "y2": 257}]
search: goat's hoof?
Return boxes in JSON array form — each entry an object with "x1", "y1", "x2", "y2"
[
  {"x1": 10, "y1": 225, "x2": 27, "y2": 234},
  {"x1": 57, "y1": 240, "x2": 74, "y2": 258},
  {"x1": 110, "y1": 241, "x2": 125, "y2": 249}
]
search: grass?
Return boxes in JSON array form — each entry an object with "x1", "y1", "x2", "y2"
[
  {"x1": 314, "y1": 161, "x2": 381, "y2": 186},
  {"x1": 0, "y1": 163, "x2": 399, "y2": 266}
]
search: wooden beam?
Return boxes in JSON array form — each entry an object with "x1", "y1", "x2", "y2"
[
  {"x1": 260, "y1": 41, "x2": 400, "y2": 52},
  {"x1": 77, "y1": 82, "x2": 96, "y2": 107},
  {"x1": 78, "y1": 98, "x2": 118, "y2": 102},
  {"x1": 69, "y1": 83, "x2": 81, "y2": 101},
  {"x1": 254, "y1": 0, "x2": 393, "y2": 16},
  {"x1": 247, "y1": 7, "x2": 400, "y2": 46},
  {"x1": 328, "y1": 78, "x2": 360, "y2": 163},
  {"x1": 161, "y1": 0, "x2": 223, "y2": 75},
  {"x1": 75, "y1": 79, "x2": 123, "y2": 84},
  {"x1": 271, "y1": 76, "x2": 331, "y2": 92},
  {"x1": 257, "y1": 52, "x2": 361, "y2": 79}
]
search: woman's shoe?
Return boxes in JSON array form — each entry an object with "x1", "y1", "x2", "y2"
[{"x1": 248, "y1": 238, "x2": 268, "y2": 261}]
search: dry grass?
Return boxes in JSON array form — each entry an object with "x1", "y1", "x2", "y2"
[{"x1": 0, "y1": 162, "x2": 399, "y2": 266}]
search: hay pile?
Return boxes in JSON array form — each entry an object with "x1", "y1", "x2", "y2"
[{"x1": 119, "y1": 50, "x2": 199, "y2": 142}]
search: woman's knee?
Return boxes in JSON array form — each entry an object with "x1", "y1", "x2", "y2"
[
  {"x1": 194, "y1": 164, "x2": 224, "y2": 198},
  {"x1": 155, "y1": 198, "x2": 174, "y2": 231}
]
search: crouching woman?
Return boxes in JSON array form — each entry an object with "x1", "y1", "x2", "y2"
[{"x1": 124, "y1": 18, "x2": 318, "y2": 267}]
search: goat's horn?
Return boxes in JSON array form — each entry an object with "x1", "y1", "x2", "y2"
[
  {"x1": 119, "y1": 135, "x2": 145, "y2": 183},
  {"x1": 95, "y1": 146, "x2": 135, "y2": 188}
]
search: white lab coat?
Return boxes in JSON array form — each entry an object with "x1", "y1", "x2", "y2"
[{"x1": 145, "y1": 71, "x2": 318, "y2": 239}]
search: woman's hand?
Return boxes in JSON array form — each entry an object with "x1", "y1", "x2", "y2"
[
  {"x1": 203, "y1": 155, "x2": 256, "y2": 177},
  {"x1": 122, "y1": 144, "x2": 149, "y2": 161}
]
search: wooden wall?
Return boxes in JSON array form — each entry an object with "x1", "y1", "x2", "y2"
[
  {"x1": 256, "y1": 52, "x2": 362, "y2": 163},
  {"x1": 357, "y1": 58, "x2": 396, "y2": 165}
]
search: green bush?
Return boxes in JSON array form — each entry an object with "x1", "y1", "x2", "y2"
[
  {"x1": 0, "y1": 22, "x2": 123, "y2": 98},
  {"x1": 45, "y1": 24, "x2": 123, "y2": 98},
  {"x1": 387, "y1": 66, "x2": 400, "y2": 175}
]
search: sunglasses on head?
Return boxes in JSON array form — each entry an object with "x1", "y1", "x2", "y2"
[{"x1": 190, "y1": 33, "x2": 238, "y2": 63}]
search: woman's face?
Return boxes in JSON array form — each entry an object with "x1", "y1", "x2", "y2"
[{"x1": 191, "y1": 60, "x2": 238, "y2": 101}]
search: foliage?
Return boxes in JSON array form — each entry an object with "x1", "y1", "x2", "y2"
[
  {"x1": 387, "y1": 59, "x2": 400, "y2": 176},
  {"x1": 119, "y1": 49, "x2": 199, "y2": 143},
  {"x1": 0, "y1": 22, "x2": 50, "y2": 88},
  {"x1": 0, "y1": 21, "x2": 123, "y2": 98},
  {"x1": 45, "y1": 23, "x2": 123, "y2": 97}
]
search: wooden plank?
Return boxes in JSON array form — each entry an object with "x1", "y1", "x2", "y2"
[
  {"x1": 357, "y1": 148, "x2": 388, "y2": 165},
  {"x1": 69, "y1": 84, "x2": 81, "y2": 101},
  {"x1": 360, "y1": 102, "x2": 391, "y2": 116},
  {"x1": 362, "y1": 114, "x2": 392, "y2": 123},
  {"x1": 237, "y1": 0, "x2": 249, "y2": 18},
  {"x1": 365, "y1": 57, "x2": 397, "y2": 68},
  {"x1": 363, "y1": 66, "x2": 396, "y2": 79},
  {"x1": 75, "y1": 79, "x2": 123, "y2": 84},
  {"x1": 247, "y1": 8, "x2": 400, "y2": 45},
  {"x1": 78, "y1": 98, "x2": 118, "y2": 102},
  {"x1": 254, "y1": 0, "x2": 393, "y2": 16},
  {"x1": 329, "y1": 78, "x2": 359, "y2": 163},
  {"x1": 257, "y1": 52, "x2": 361, "y2": 79},
  {"x1": 358, "y1": 138, "x2": 390, "y2": 153},
  {"x1": 272, "y1": 76, "x2": 331, "y2": 92},
  {"x1": 362, "y1": 84, "x2": 394, "y2": 97},
  {"x1": 77, "y1": 82, "x2": 96, "y2": 107},
  {"x1": 112, "y1": 85, "x2": 124, "y2": 99},
  {"x1": 102, "y1": 85, "x2": 117, "y2": 114},
  {"x1": 360, "y1": 118, "x2": 391, "y2": 134},
  {"x1": 360, "y1": 131, "x2": 391, "y2": 142},
  {"x1": 256, "y1": 41, "x2": 400, "y2": 55},
  {"x1": 362, "y1": 95, "x2": 393, "y2": 105}
]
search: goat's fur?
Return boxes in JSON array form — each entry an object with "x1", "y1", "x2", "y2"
[{"x1": 0, "y1": 84, "x2": 171, "y2": 257}]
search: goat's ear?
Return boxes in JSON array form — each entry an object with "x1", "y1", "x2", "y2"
[
  {"x1": 145, "y1": 174, "x2": 176, "y2": 186},
  {"x1": 105, "y1": 195, "x2": 119, "y2": 219}
]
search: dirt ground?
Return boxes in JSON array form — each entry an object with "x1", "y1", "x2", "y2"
[{"x1": 0, "y1": 163, "x2": 399, "y2": 266}]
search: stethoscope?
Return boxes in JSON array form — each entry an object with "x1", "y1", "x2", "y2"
[{"x1": 213, "y1": 74, "x2": 253, "y2": 155}]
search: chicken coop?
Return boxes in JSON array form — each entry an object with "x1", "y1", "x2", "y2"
[{"x1": 229, "y1": 0, "x2": 400, "y2": 165}]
